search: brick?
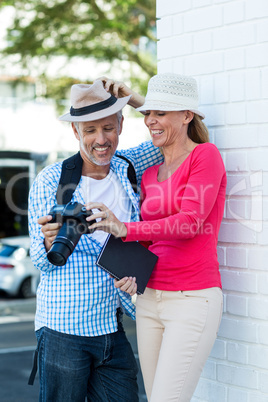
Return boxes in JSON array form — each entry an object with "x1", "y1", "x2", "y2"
[
  {"x1": 226, "y1": 198, "x2": 249, "y2": 221},
  {"x1": 221, "y1": 270, "x2": 258, "y2": 293},
  {"x1": 214, "y1": 24, "x2": 255, "y2": 50},
  {"x1": 215, "y1": 74, "x2": 229, "y2": 103},
  {"x1": 199, "y1": 75, "x2": 214, "y2": 105},
  {"x1": 228, "y1": 388, "x2": 250, "y2": 402},
  {"x1": 217, "y1": 246, "x2": 226, "y2": 266},
  {"x1": 194, "y1": 378, "x2": 227, "y2": 402},
  {"x1": 201, "y1": 360, "x2": 217, "y2": 380},
  {"x1": 217, "y1": 364, "x2": 258, "y2": 389},
  {"x1": 248, "y1": 345, "x2": 268, "y2": 369},
  {"x1": 210, "y1": 339, "x2": 226, "y2": 359},
  {"x1": 225, "y1": 151, "x2": 248, "y2": 172},
  {"x1": 226, "y1": 247, "x2": 247, "y2": 268},
  {"x1": 156, "y1": 17, "x2": 173, "y2": 39},
  {"x1": 184, "y1": 52, "x2": 224, "y2": 75},
  {"x1": 193, "y1": 0, "x2": 212, "y2": 6},
  {"x1": 226, "y1": 174, "x2": 261, "y2": 197},
  {"x1": 157, "y1": 59, "x2": 175, "y2": 74},
  {"x1": 224, "y1": 48, "x2": 245, "y2": 70},
  {"x1": 246, "y1": 43, "x2": 268, "y2": 68},
  {"x1": 246, "y1": 0, "x2": 268, "y2": 19},
  {"x1": 258, "y1": 124, "x2": 268, "y2": 147},
  {"x1": 262, "y1": 199, "x2": 268, "y2": 221},
  {"x1": 202, "y1": 104, "x2": 225, "y2": 126},
  {"x1": 246, "y1": 100, "x2": 268, "y2": 124},
  {"x1": 157, "y1": 35, "x2": 192, "y2": 59},
  {"x1": 227, "y1": 342, "x2": 248, "y2": 364},
  {"x1": 215, "y1": 127, "x2": 258, "y2": 149},
  {"x1": 257, "y1": 222, "x2": 268, "y2": 245},
  {"x1": 223, "y1": 1, "x2": 245, "y2": 24},
  {"x1": 249, "y1": 394, "x2": 268, "y2": 402},
  {"x1": 245, "y1": 70, "x2": 261, "y2": 100},
  {"x1": 248, "y1": 149, "x2": 268, "y2": 171},
  {"x1": 226, "y1": 102, "x2": 246, "y2": 125},
  {"x1": 172, "y1": 15, "x2": 183, "y2": 36},
  {"x1": 184, "y1": 6, "x2": 222, "y2": 32},
  {"x1": 156, "y1": 0, "x2": 191, "y2": 18},
  {"x1": 249, "y1": 297, "x2": 268, "y2": 320},
  {"x1": 258, "y1": 274, "x2": 268, "y2": 295},
  {"x1": 262, "y1": 67, "x2": 268, "y2": 98},
  {"x1": 257, "y1": 19, "x2": 268, "y2": 43},
  {"x1": 172, "y1": 57, "x2": 184, "y2": 74},
  {"x1": 193, "y1": 30, "x2": 212, "y2": 53},
  {"x1": 230, "y1": 72, "x2": 245, "y2": 102},
  {"x1": 260, "y1": 372, "x2": 268, "y2": 393},
  {"x1": 259, "y1": 324, "x2": 268, "y2": 345},
  {"x1": 248, "y1": 247, "x2": 268, "y2": 270},
  {"x1": 219, "y1": 221, "x2": 257, "y2": 244},
  {"x1": 226, "y1": 294, "x2": 248, "y2": 317}
]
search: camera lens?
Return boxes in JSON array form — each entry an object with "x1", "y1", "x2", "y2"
[
  {"x1": 47, "y1": 236, "x2": 74, "y2": 266},
  {"x1": 47, "y1": 222, "x2": 83, "y2": 266}
]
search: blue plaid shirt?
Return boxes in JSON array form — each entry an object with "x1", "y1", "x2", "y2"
[{"x1": 28, "y1": 141, "x2": 163, "y2": 337}]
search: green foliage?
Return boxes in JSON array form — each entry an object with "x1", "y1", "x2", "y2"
[{"x1": 1, "y1": 0, "x2": 157, "y2": 100}]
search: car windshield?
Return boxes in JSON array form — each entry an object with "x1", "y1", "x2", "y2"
[{"x1": 0, "y1": 244, "x2": 18, "y2": 257}]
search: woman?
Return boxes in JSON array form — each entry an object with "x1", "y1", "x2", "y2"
[{"x1": 87, "y1": 73, "x2": 227, "y2": 402}]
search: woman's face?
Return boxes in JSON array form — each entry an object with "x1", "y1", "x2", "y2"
[{"x1": 144, "y1": 110, "x2": 191, "y2": 148}]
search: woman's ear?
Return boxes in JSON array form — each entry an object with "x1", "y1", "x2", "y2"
[{"x1": 185, "y1": 111, "x2": 194, "y2": 123}]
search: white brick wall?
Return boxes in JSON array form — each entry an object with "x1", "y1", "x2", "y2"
[{"x1": 156, "y1": 0, "x2": 268, "y2": 400}]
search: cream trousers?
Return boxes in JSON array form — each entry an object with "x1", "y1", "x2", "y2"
[{"x1": 136, "y1": 287, "x2": 223, "y2": 402}]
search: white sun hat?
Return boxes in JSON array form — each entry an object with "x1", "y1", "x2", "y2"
[
  {"x1": 136, "y1": 73, "x2": 205, "y2": 119},
  {"x1": 59, "y1": 80, "x2": 131, "y2": 122}
]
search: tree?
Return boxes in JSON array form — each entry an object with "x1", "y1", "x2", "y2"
[{"x1": 0, "y1": 0, "x2": 157, "y2": 101}]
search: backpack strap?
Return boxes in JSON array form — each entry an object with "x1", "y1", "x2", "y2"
[
  {"x1": 56, "y1": 152, "x2": 83, "y2": 204},
  {"x1": 116, "y1": 154, "x2": 137, "y2": 193},
  {"x1": 56, "y1": 152, "x2": 138, "y2": 205}
]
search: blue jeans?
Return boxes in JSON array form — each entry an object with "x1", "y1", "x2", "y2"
[{"x1": 35, "y1": 317, "x2": 138, "y2": 401}]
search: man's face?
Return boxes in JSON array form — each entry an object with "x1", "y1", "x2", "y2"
[{"x1": 72, "y1": 114, "x2": 123, "y2": 168}]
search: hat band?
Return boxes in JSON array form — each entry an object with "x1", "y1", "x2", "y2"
[{"x1": 70, "y1": 95, "x2": 117, "y2": 116}]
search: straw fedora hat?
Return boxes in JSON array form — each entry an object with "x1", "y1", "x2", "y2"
[
  {"x1": 59, "y1": 80, "x2": 131, "y2": 122},
  {"x1": 136, "y1": 73, "x2": 205, "y2": 119}
]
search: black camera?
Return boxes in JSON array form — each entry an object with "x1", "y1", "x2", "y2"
[{"x1": 46, "y1": 202, "x2": 96, "y2": 266}]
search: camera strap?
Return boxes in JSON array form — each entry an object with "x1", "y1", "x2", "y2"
[{"x1": 56, "y1": 151, "x2": 137, "y2": 205}]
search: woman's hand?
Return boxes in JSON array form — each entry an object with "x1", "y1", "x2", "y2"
[
  {"x1": 85, "y1": 202, "x2": 127, "y2": 238},
  {"x1": 37, "y1": 215, "x2": 61, "y2": 251},
  {"x1": 114, "y1": 277, "x2": 137, "y2": 296},
  {"x1": 95, "y1": 76, "x2": 145, "y2": 109}
]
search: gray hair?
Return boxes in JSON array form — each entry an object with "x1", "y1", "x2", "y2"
[{"x1": 74, "y1": 111, "x2": 122, "y2": 136}]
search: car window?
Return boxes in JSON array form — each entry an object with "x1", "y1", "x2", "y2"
[{"x1": 0, "y1": 244, "x2": 18, "y2": 257}]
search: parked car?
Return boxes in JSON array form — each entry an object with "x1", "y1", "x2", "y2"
[{"x1": 0, "y1": 236, "x2": 39, "y2": 298}]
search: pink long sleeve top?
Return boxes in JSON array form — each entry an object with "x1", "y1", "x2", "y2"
[{"x1": 124, "y1": 143, "x2": 227, "y2": 291}]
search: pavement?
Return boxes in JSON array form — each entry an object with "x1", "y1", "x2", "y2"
[{"x1": 0, "y1": 296, "x2": 147, "y2": 401}]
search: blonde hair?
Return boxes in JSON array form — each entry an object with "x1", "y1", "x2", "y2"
[{"x1": 187, "y1": 115, "x2": 209, "y2": 144}]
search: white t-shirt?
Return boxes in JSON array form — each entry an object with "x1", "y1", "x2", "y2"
[{"x1": 80, "y1": 169, "x2": 132, "y2": 246}]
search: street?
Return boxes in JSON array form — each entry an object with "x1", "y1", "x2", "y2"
[{"x1": 0, "y1": 296, "x2": 146, "y2": 402}]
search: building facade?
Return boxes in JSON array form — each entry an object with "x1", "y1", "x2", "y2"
[{"x1": 156, "y1": 0, "x2": 268, "y2": 400}]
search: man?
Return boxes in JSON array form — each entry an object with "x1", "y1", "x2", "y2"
[{"x1": 28, "y1": 79, "x2": 162, "y2": 402}]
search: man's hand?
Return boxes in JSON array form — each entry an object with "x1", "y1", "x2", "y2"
[
  {"x1": 95, "y1": 76, "x2": 145, "y2": 109},
  {"x1": 38, "y1": 215, "x2": 61, "y2": 252},
  {"x1": 114, "y1": 277, "x2": 137, "y2": 296}
]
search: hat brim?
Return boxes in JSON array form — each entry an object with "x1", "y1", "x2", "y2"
[
  {"x1": 136, "y1": 102, "x2": 205, "y2": 120},
  {"x1": 59, "y1": 95, "x2": 131, "y2": 122}
]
